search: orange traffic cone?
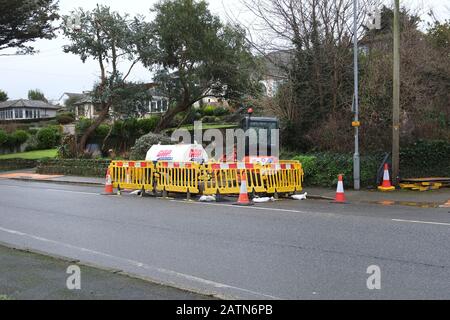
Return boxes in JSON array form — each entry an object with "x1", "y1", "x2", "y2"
[
  {"x1": 234, "y1": 171, "x2": 253, "y2": 206},
  {"x1": 378, "y1": 164, "x2": 396, "y2": 192},
  {"x1": 333, "y1": 174, "x2": 346, "y2": 203},
  {"x1": 102, "y1": 168, "x2": 114, "y2": 195}
]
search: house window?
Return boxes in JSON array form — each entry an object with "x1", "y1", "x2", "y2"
[
  {"x1": 151, "y1": 101, "x2": 157, "y2": 113},
  {"x1": 162, "y1": 100, "x2": 168, "y2": 112},
  {"x1": 14, "y1": 109, "x2": 21, "y2": 119}
]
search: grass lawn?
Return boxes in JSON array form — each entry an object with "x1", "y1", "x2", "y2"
[{"x1": 0, "y1": 149, "x2": 58, "y2": 160}]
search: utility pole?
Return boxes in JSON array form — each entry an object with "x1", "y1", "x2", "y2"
[
  {"x1": 353, "y1": 0, "x2": 360, "y2": 190},
  {"x1": 392, "y1": 0, "x2": 400, "y2": 185}
]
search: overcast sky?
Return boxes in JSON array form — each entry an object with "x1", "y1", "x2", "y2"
[{"x1": 0, "y1": 0, "x2": 448, "y2": 101}]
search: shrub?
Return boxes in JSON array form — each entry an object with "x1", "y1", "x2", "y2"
[
  {"x1": 213, "y1": 107, "x2": 230, "y2": 117},
  {"x1": 56, "y1": 112, "x2": 75, "y2": 125},
  {"x1": 0, "y1": 129, "x2": 8, "y2": 147},
  {"x1": 37, "y1": 126, "x2": 61, "y2": 149},
  {"x1": 27, "y1": 128, "x2": 38, "y2": 135},
  {"x1": 138, "y1": 116, "x2": 160, "y2": 133},
  {"x1": 76, "y1": 118, "x2": 93, "y2": 135},
  {"x1": 129, "y1": 132, "x2": 172, "y2": 160},
  {"x1": 11, "y1": 130, "x2": 29, "y2": 145},
  {"x1": 24, "y1": 134, "x2": 39, "y2": 151},
  {"x1": 202, "y1": 116, "x2": 216, "y2": 123},
  {"x1": 202, "y1": 105, "x2": 216, "y2": 116},
  {"x1": 94, "y1": 124, "x2": 110, "y2": 139}
]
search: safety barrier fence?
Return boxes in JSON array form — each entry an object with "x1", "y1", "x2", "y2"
[{"x1": 108, "y1": 160, "x2": 303, "y2": 197}]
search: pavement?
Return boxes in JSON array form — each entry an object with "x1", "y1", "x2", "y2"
[
  {"x1": 0, "y1": 244, "x2": 212, "y2": 300},
  {"x1": 1, "y1": 178, "x2": 450, "y2": 299}
]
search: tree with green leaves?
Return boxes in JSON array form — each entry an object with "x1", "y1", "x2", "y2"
[
  {"x1": 62, "y1": 5, "x2": 152, "y2": 153},
  {"x1": 0, "y1": 89, "x2": 8, "y2": 102},
  {"x1": 139, "y1": 0, "x2": 260, "y2": 132},
  {"x1": 28, "y1": 89, "x2": 48, "y2": 102},
  {"x1": 0, "y1": 0, "x2": 59, "y2": 56}
]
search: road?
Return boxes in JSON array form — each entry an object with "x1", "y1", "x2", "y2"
[{"x1": 1, "y1": 179, "x2": 450, "y2": 299}]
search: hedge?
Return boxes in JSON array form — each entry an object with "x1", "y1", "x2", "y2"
[
  {"x1": 0, "y1": 159, "x2": 38, "y2": 172},
  {"x1": 292, "y1": 153, "x2": 383, "y2": 188},
  {"x1": 400, "y1": 140, "x2": 450, "y2": 178},
  {"x1": 36, "y1": 159, "x2": 111, "y2": 177},
  {"x1": 292, "y1": 140, "x2": 450, "y2": 188}
]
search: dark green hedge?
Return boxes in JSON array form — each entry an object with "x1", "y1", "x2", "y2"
[
  {"x1": 292, "y1": 140, "x2": 450, "y2": 188},
  {"x1": 0, "y1": 159, "x2": 38, "y2": 172},
  {"x1": 292, "y1": 153, "x2": 383, "y2": 188},
  {"x1": 36, "y1": 159, "x2": 111, "y2": 177},
  {"x1": 400, "y1": 140, "x2": 450, "y2": 178}
]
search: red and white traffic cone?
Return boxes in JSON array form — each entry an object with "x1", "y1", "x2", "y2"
[
  {"x1": 378, "y1": 164, "x2": 396, "y2": 192},
  {"x1": 234, "y1": 171, "x2": 253, "y2": 206},
  {"x1": 333, "y1": 174, "x2": 346, "y2": 203},
  {"x1": 102, "y1": 168, "x2": 114, "y2": 195}
]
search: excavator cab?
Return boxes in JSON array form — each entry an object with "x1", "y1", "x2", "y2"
[{"x1": 240, "y1": 109, "x2": 279, "y2": 162}]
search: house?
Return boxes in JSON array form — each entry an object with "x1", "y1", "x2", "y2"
[
  {"x1": 192, "y1": 86, "x2": 230, "y2": 109},
  {"x1": 260, "y1": 50, "x2": 294, "y2": 97},
  {"x1": 58, "y1": 92, "x2": 96, "y2": 120},
  {"x1": 59, "y1": 87, "x2": 170, "y2": 120},
  {"x1": 148, "y1": 87, "x2": 169, "y2": 115},
  {"x1": 0, "y1": 99, "x2": 59, "y2": 121}
]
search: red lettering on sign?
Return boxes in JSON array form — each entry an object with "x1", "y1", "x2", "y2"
[
  {"x1": 157, "y1": 150, "x2": 172, "y2": 157},
  {"x1": 189, "y1": 149, "x2": 202, "y2": 158}
]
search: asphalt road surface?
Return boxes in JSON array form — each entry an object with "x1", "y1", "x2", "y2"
[{"x1": 1, "y1": 179, "x2": 449, "y2": 299}]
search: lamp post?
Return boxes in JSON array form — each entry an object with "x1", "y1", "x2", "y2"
[{"x1": 353, "y1": 0, "x2": 360, "y2": 190}]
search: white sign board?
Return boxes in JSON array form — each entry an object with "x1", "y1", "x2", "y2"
[{"x1": 146, "y1": 144, "x2": 209, "y2": 163}]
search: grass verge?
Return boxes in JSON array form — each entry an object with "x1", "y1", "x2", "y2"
[{"x1": 0, "y1": 149, "x2": 57, "y2": 160}]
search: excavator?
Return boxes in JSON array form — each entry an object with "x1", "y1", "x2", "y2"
[{"x1": 222, "y1": 108, "x2": 280, "y2": 163}]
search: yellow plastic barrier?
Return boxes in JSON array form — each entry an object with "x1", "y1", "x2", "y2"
[
  {"x1": 109, "y1": 161, "x2": 154, "y2": 191},
  {"x1": 202, "y1": 162, "x2": 267, "y2": 195},
  {"x1": 263, "y1": 161, "x2": 303, "y2": 194},
  {"x1": 203, "y1": 163, "x2": 240, "y2": 195},
  {"x1": 107, "y1": 160, "x2": 303, "y2": 198},
  {"x1": 155, "y1": 161, "x2": 200, "y2": 195}
]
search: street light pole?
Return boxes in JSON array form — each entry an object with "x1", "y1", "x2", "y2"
[
  {"x1": 392, "y1": 0, "x2": 400, "y2": 185},
  {"x1": 353, "y1": 0, "x2": 360, "y2": 190}
]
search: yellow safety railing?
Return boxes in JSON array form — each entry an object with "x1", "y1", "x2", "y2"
[
  {"x1": 109, "y1": 161, "x2": 155, "y2": 191},
  {"x1": 203, "y1": 163, "x2": 241, "y2": 195},
  {"x1": 107, "y1": 160, "x2": 303, "y2": 197},
  {"x1": 155, "y1": 161, "x2": 200, "y2": 195},
  {"x1": 202, "y1": 162, "x2": 275, "y2": 195},
  {"x1": 263, "y1": 161, "x2": 303, "y2": 194}
]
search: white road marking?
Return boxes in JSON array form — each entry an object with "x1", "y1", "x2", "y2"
[
  {"x1": 0, "y1": 226, "x2": 280, "y2": 300},
  {"x1": 0, "y1": 183, "x2": 99, "y2": 196},
  {"x1": 172, "y1": 199, "x2": 310, "y2": 214},
  {"x1": 392, "y1": 219, "x2": 450, "y2": 227},
  {"x1": 45, "y1": 189, "x2": 99, "y2": 196}
]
